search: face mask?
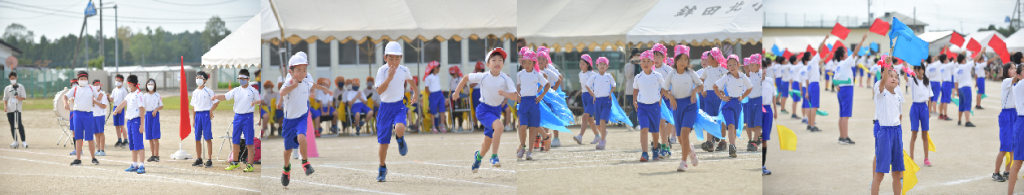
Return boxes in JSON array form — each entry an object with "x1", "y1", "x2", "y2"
[
  {"x1": 147, "y1": 85, "x2": 155, "y2": 91},
  {"x1": 367, "y1": 82, "x2": 374, "y2": 87},
  {"x1": 115, "y1": 81, "x2": 122, "y2": 87},
  {"x1": 239, "y1": 79, "x2": 248, "y2": 85},
  {"x1": 9, "y1": 80, "x2": 14, "y2": 84},
  {"x1": 352, "y1": 86, "x2": 359, "y2": 90},
  {"x1": 78, "y1": 80, "x2": 88, "y2": 86},
  {"x1": 195, "y1": 79, "x2": 204, "y2": 86}
]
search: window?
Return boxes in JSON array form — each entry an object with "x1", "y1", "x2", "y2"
[{"x1": 316, "y1": 40, "x2": 330, "y2": 67}]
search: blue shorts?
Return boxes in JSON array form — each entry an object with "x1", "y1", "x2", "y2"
[
  {"x1": 126, "y1": 118, "x2": 144, "y2": 151},
  {"x1": 113, "y1": 106, "x2": 125, "y2": 126},
  {"x1": 856, "y1": 67, "x2": 864, "y2": 76},
  {"x1": 282, "y1": 113, "x2": 308, "y2": 150},
  {"x1": 232, "y1": 113, "x2": 255, "y2": 145},
  {"x1": 940, "y1": 81, "x2": 953, "y2": 103},
  {"x1": 807, "y1": 82, "x2": 820, "y2": 108},
  {"x1": 93, "y1": 116, "x2": 105, "y2": 134},
  {"x1": 429, "y1": 91, "x2": 446, "y2": 114},
  {"x1": 998, "y1": 109, "x2": 1016, "y2": 152},
  {"x1": 958, "y1": 87, "x2": 972, "y2": 112},
  {"x1": 673, "y1": 97, "x2": 699, "y2": 135},
  {"x1": 71, "y1": 111, "x2": 95, "y2": 141},
  {"x1": 838, "y1": 86, "x2": 854, "y2": 117},
  {"x1": 929, "y1": 82, "x2": 942, "y2": 102},
  {"x1": 801, "y1": 87, "x2": 811, "y2": 108},
  {"x1": 1014, "y1": 117, "x2": 1024, "y2": 160},
  {"x1": 309, "y1": 107, "x2": 321, "y2": 118},
  {"x1": 471, "y1": 90, "x2": 482, "y2": 111},
  {"x1": 582, "y1": 92, "x2": 596, "y2": 116},
  {"x1": 704, "y1": 90, "x2": 722, "y2": 116},
  {"x1": 376, "y1": 102, "x2": 408, "y2": 144},
  {"x1": 824, "y1": 71, "x2": 832, "y2": 81},
  {"x1": 476, "y1": 103, "x2": 503, "y2": 138},
  {"x1": 779, "y1": 81, "x2": 790, "y2": 98},
  {"x1": 351, "y1": 102, "x2": 371, "y2": 114},
  {"x1": 594, "y1": 97, "x2": 611, "y2": 124},
  {"x1": 274, "y1": 110, "x2": 284, "y2": 121},
  {"x1": 873, "y1": 120, "x2": 879, "y2": 138},
  {"x1": 194, "y1": 111, "x2": 213, "y2": 141},
  {"x1": 637, "y1": 102, "x2": 661, "y2": 133},
  {"x1": 745, "y1": 97, "x2": 763, "y2": 128},
  {"x1": 517, "y1": 96, "x2": 541, "y2": 127},
  {"x1": 874, "y1": 125, "x2": 905, "y2": 173},
  {"x1": 721, "y1": 99, "x2": 742, "y2": 127},
  {"x1": 909, "y1": 102, "x2": 929, "y2": 131},
  {"x1": 144, "y1": 111, "x2": 161, "y2": 140},
  {"x1": 977, "y1": 78, "x2": 986, "y2": 94},
  {"x1": 790, "y1": 82, "x2": 801, "y2": 102},
  {"x1": 761, "y1": 105, "x2": 774, "y2": 141}
]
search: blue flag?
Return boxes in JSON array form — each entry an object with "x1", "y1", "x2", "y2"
[
  {"x1": 859, "y1": 46, "x2": 870, "y2": 56},
  {"x1": 888, "y1": 17, "x2": 929, "y2": 66},
  {"x1": 772, "y1": 44, "x2": 781, "y2": 56},
  {"x1": 870, "y1": 42, "x2": 879, "y2": 52},
  {"x1": 826, "y1": 43, "x2": 833, "y2": 51}
]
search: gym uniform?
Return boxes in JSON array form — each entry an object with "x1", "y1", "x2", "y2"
[
  {"x1": 190, "y1": 87, "x2": 218, "y2": 141},
  {"x1": 467, "y1": 72, "x2": 517, "y2": 138},
  {"x1": 517, "y1": 69, "x2": 548, "y2": 127},
  {"x1": 374, "y1": 65, "x2": 414, "y2": 144},
  {"x1": 223, "y1": 86, "x2": 261, "y2": 145}
]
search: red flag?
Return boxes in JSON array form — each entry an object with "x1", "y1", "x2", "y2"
[
  {"x1": 949, "y1": 32, "x2": 965, "y2": 47},
  {"x1": 783, "y1": 49, "x2": 792, "y2": 59},
  {"x1": 966, "y1": 38, "x2": 982, "y2": 55},
  {"x1": 179, "y1": 56, "x2": 191, "y2": 141},
  {"x1": 833, "y1": 40, "x2": 846, "y2": 54},
  {"x1": 806, "y1": 44, "x2": 817, "y2": 58},
  {"x1": 869, "y1": 18, "x2": 890, "y2": 36},
  {"x1": 989, "y1": 35, "x2": 1011, "y2": 63},
  {"x1": 831, "y1": 23, "x2": 851, "y2": 40}
]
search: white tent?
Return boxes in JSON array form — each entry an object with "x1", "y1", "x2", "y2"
[
  {"x1": 948, "y1": 31, "x2": 1008, "y2": 55},
  {"x1": 202, "y1": 15, "x2": 261, "y2": 68},
  {"x1": 518, "y1": 0, "x2": 762, "y2": 52},
  {"x1": 261, "y1": 0, "x2": 517, "y2": 45},
  {"x1": 1007, "y1": 30, "x2": 1024, "y2": 54},
  {"x1": 762, "y1": 36, "x2": 843, "y2": 53}
]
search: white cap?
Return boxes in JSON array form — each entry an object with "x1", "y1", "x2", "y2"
[
  {"x1": 385, "y1": 42, "x2": 403, "y2": 56},
  {"x1": 289, "y1": 51, "x2": 308, "y2": 67}
]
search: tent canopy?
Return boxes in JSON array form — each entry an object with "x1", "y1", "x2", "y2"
[
  {"x1": 261, "y1": 0, "x2": 517, "y2": 45},
  {"x1": 202, "y1": 15, "x2": 261, "y2": 68},
  {"x1": 918, "y1": 31, "x2": 954, "y2": 43},
  {"x1": 518, "y1": 0, "x2": 762, "y2": 53},
  {"x1": 1007, "y1": 30, "x2": 1024, "y2": 54}
]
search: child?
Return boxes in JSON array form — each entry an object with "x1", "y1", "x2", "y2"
[
  {"x1": 954, "y1": 54, "x2": 975, "y2": 127},
  {"x1": 63, "y1": 71, "x2": 100, "y2": 166},
  {"x1": 700, "y1": 47, "x2": 730, "y2": 152},
  {"x1": 1007, "y1": 53, "x2": 1024, "y2": 194},
  {"x1": 317, "y1": 79, "x2": 336, "y2": 134},
  {"x1": 424, "y1": 61, "x2": 448, "y2": 133},
  {"x1": 908, "y1": 65, "x2": 934, "y2": 166},
  {"x1": 537, "y1": 49, "x2": 565, "y2": 147},
  {"x1": 4, "y1": 72, "x2": 26, "y2": 149},
  {"x1": 574, "y1": 54, "x2": 599, "y2": 145},
  {"x1": 110, "y1": 75, "x2": 128, "y2": 148},
  {"x1": 190, "y1": 71, "x2": 218, "y2": 168},
  {"x1": 758, "y1": 57, "x2": 778, "y2": 175},
  {"x1": 713, "y1": 55, "x2": 754, "y2": 158},
  {"x1": 347, "y1": 79, "x2": 372, "y2": 135},
  {"x1": 994, "y1": 63, "x2": 1016, "y2": 182},
  {"x1": 788, "y1": 55, "x2": 802, "y2": 120},
  {"x1": 775, "y1": 57, "x2": 789, "y2": 111},
  {"x1": 452, "y1": 47, "x2": 517, "y2": 172},
  {"x1": 803, "y1": 50, "x2": 823, "y2": 132},
  {"x1": 938, "y1": 54, "x2": 955, "y2": 121},
  {"x1": 651, "y1": 44, "x2": 677, "y2": 155},
  {"x1": 90, "y1": 80, "x2": 108, "y2": 156},
  {"x1": 665, "y1": 45, "x2": 702, "y2": 171},
  {"x1": 214, "y1": 69, "x2": 262, "y2": 172},
  {"x1": 261, "y1": 81, "x2": 278, "y2": 137},
  {"x1": 745, "y1": 54, "x2": 766, "y2": 152},
  {"x1": 142, "y1": 79, "x2": 164, "y2": 162},
  {"x1": 449, "y1": 66, "x2": 467, "y2": 132},
  {"x1": 373, "y1": 43, "x2": 418, "y2": 182},
  {"x1": 586, "y1": 56, "x2": 615, "y2": 151},
  {"x1": 633, "y1": 50, "x2": 670, "y2": 162},
  {"x1": 471, "y1": 61, "x2": 485, "y2": 130},
  {"x1": 870, "y1": 56, "x2": 905, "y2": 195},
  {"x1": 279, "y1": 52, "x2": 332, "y2": 186},
  {"x1": 112, "y1": 75, "x2": 146, "y2": 173},
  {"x1": 794, "y1": 54, "x2": 809, "y2": 126},
  {"x1": 833, "y1": 34, "x2": 867, "y2": 145},
  {"x1": 515, "y1": 50, "x2": 548, "y2": 160},
  {"x1": 925, "y1": 56, "x2": 941, "y2": 114}
]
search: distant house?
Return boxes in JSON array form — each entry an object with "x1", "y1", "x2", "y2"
[
  {"x1": 0, "y1": 39, "x2": 22, "y2": 67},
  {"x1": 876, "y1": 12, "x2": 928, "y2": 34}
]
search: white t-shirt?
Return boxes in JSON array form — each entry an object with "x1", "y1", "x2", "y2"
[
  {"x1": 92, "y1": 90, "x2": 108, "y2": 116},
  {"x1": 1002, "y1": 78, "x2": 1016, "y2": 109},
  {"x1": 110, "y1": 87, "x2": 128, "y2": 108},
  {"x1": 654, "y1": 63, "x2": 674, "y2": 79},
  {"x1": 280, "y1": 75, "x2": 314, "y2": 119},
  {"x1": 64, "y1": 85, "x2": 98, "y2": 111},
  {"x1": 124, "y1": 90, "x2": 143, "y2": 119},
  {"x1": 190, "y1": 88, "x2": 218, "y2": 111},
  {"x1": 956, "y1": 63, "x2": 974, "y2": 88},
  {"x1": 424, "y1": 74, "x2": 441, "y2": 92},
  {"x1": 466, "y1": 72, "x2": 517, "y2": 107},
  {"x1": 1013, "y1": 80, "x2": 1024, "y2": 115},
  {"x1": 833, "y1": 57, "x2": 857, "y2": 86},
  {"x1": 975, "y1": 62, "x2": 987, "y2": 78},
  {"x1": 774, "y1": 64, "x2": 787, "y2": 80},
  {"x1": 794, "y1": 64, "x2": 808, "y2": 85},
  {"x1": 578, "y1": 70, "x2": 597, "y2": 90},
  {"x1": 450, "y1": 76, "x2": 465, "y2": 95},
  {"x1": 542, "y1": 66, "x2": 562, "y2": 87},
  {"x1": 516, "y1": 70, "x2": 548, "y2": 97},
  {"x1": 141, "y1": 92, "x2": 163, "y2": 111},
  {"x1": 586, "y1": 72, "x2": 616, "y2": 98},
  {"x1": 806, "y1": 56, "x2": 822, "y2": 83},
  {"x1": 345, "y1": 90, "x2": 364, "y2": 104},
  {"x1": 925, "y1": 62, "x2": 942, "y2": 82},
  {"x1": 875, "y1": 84, "x2": 905, "y2": 126},
  {"x1": 764, "y1": 65, "x2": 776, "y2": 79},
  {"x1": 375, "y1": 65, "x2": 414, "y2": 103},
  {"x1": 715, "y1": 73, "x2": 754, "y2": 98},
  {"x1": 747, "y1": 70, "x2": 764, "y2": 98},
  {"x1": 761, "y1": 78, "x2": 776, "y2": 104},
  {"x1": 941, "y1": 62, "x2": 955, "y2": 82},
  {"x1": 223, "y1": 86, "x2": 260, "y2": 114},
  {"x1": 700, "y1": 66, "x2": 728, "y2": 91},
  {"x1": 779, "y1": 64, "x2": 792, "y2": 82},
  {"x1": 3, "y1": 84, "x2": 25, "y2": 112},
  {"x1": 909, "y1": 78, "x2": 933, "y2": 103},
  {"x1": 666, "y1": 70, "x2": 702, "y2": 98},
  {"x1": 633, "y1": 71, "x2": 668, "y2": 104}
]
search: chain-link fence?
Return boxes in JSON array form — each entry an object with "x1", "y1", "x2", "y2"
[{"x1": 0, "y1": 68, "x2": 75, "y2": 99}]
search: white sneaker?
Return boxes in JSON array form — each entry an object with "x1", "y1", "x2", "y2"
[
  {"x1": 590, "y1": 135, "x2": 600, "y2": 144},
  {"x1": 634, "y1": 125, "x2": 642, "y2": 131},
  {"x1": 504, "y1": 125, "x2": 512, "y2": 132},
  {"x1": 669, "y1": 136, "x2": 678, "y2": 144},
  {"x1": 677, "y1": 160, "x2": 688, "y2": 172},
  {"x1": 596, "y1": 140, "x2": 606, "y2": 150},
  {"x1": 572, "y1": 134, "x2": 583, "y2": 145},
  {"x1": 689, "y1": 144, "x2": 699, "y2": 166},
  {"x1": 10, "y1": 141, "x2": 17, "y2": 148},
  {"x1": 21, "y1": 141, "x2": 27, "y2": 148},
  {"x1": 525, "y1": 151, "x2": 533, "y2": 160},
  {"x1": 552, "y1": 138, "x2": 561, "y2": 147}
]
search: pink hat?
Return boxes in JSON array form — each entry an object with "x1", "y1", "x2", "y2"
[
  {"x1": 640, "y1": 50, "x2": 654, "y2": 61},
  {"x1": 652, "y1": 43, "x2": 667, "y2": 56},
  {"x1": 709, "y1": 47, "x2": 727, "y2": 67},
  {"x1": 537, "y1": 46, "x2": 550, "y2": 54},
  {"x1": 518, "y1": 46, "x2": 531, "y2": 57},
  {"x1": 742, "y1": 57, "x2": 750, "y2": 66},
  {"x1": 750, "y1": 54, "x2": 763, "y2": 63},
  {"x1": 727, "y1": 54, "x2": 740, "y2": 66},
  {"x1": 521, "y1": 50, "x2": 537, "y2": 62},
  {"x1": 596, "y1": 57, "x2": 609, "y2": 65},
  {"x1": 580, "y1": 54, "x2": 593, "y2": 67},
  {"x1": 537, "y1": 51, "x2": 551, "y2": 64},
  {"x1": 674, "y1": 45, "x2": 690, "y2": 58},
  {"x1": 666, "y1": 58, "x2": 675, "y2": 67},
  {"x1": 702, "y1": 51, "x2": 710, "y2": 60}
]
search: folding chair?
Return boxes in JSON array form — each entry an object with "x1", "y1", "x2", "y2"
[{"x1": 216, "y1": 123, "x2": 233, "y2": 161}]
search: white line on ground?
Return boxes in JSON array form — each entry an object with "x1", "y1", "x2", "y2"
[
  {"x1": 516, "y1": 157, "x2": 757, "y2": 172},
  {"x1": 259, "y1": 176, "x2": 403, "y2": 195},
  {"x1": 0, "y1": 156, "x2": 260, "y2": 192},
  {"x1": 412, "y1": 160, "x2": 515, "y2": 173},
  {"x1": 0, "y1": 148, "x2": 257, "y2": 180},
  {"x1": 320, "y1": 165, "x2": 517, "y2": 189}
]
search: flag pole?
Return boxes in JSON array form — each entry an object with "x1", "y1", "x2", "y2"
[{"x1": 172, "y1": 56, "x2": 193, "y2": 160}]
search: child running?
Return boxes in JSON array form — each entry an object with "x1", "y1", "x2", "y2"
[
  {"x1": 586, "y1": 56, "x2": 615, "y2": 151},
  {"x1": 112, "y1": 75, "x2": 145, "y2": 173},
  {"x1": 214, "y1": 69, "x2": 262, "y2": 172},
  {"x1": 452, "y1": 47, "x2": 517, "y2": 172},
  {"x1": 907, "y1": 65, "x2": 934, "y2": 167},
  {"x1": 514, "y1": 49, "x2": 548, "y2": 160},
  {"x1": 665, "y1": 45, "x2": 702, "y2": 171},
  {"x1": 279, "y1": 52, "x2": 332, "y2": 185},
  {"x1": 373, "y1": 43, "x2": 418, "y2": 182}
]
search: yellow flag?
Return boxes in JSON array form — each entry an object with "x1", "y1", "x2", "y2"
[
  {"x1": 927, "y1": 134, "x2": 936, "y2": 152},
  {"x1": 902, "y1": 150, "x2": 920, "y2": 195},
  {"x1": 777, "y1": 125, "x2": 797, "y2": 151},
  {"x1": 1007, "y1": 152, "x2": 1014, "y2": 167}
]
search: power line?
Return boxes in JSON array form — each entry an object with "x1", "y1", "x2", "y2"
[
  {"x1": 0, "y1": 1, "x2": 250, "y2": 21},
  {"x1": 0, "y1": 0, "x2": 86, "y2": 19},
  {"x1": 150, "y1": 0, "x2": 239, "y2": 6}
]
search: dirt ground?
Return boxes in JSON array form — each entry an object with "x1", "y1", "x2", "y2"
[
  {"x1": 763, "y1": 79, "x2": 1024, "y2": 194},
  {"x1": 0, "y1": 108, "x2": 261, "y2": 194}
]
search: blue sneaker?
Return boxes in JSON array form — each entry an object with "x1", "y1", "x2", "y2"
[
  {"x1": 397, "y1": 136, "x2": 408, "y2": 156},
  {"x1": 136, "y1": 166, "x2": 146, "y2": 174},
  {"x1": 640, "y1": 152, "x2": 649, "y2": 162},
  {"x1": 763, "y1": 166, "x2": 771, "y2": 175},
  {"x1": 376, "y1": 166, "x2": 387, "y2": 182},
  {"x1": 70, "y1": 150, "x2": 76, "y2": 155},
  {"x1": 125, "y1": 166, "x2": 137, "y2": 172},
  {"x1": 652, "y1": 148, "x2": 661, "y2": 161},
  {"x1": 490, "y1": 155, "x2": 501, "y2": 167},
  {"x1": 472, "y1": 151, "x2": 482, "y2": 173}
]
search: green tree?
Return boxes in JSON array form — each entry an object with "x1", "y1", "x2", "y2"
[
  {"x1": 129, "y1": 31, "x2": 153, "y2": 65},
  {"x1": 201, "y1": 16, "x2": 230, "y2": 53},
  {"x1": 2, "y1": 23, "x2": 34, "y2": 44}
]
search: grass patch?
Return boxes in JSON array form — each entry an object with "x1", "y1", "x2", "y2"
[{"x1": 19, "y1": 96, "x2": 235, "y2": 111}]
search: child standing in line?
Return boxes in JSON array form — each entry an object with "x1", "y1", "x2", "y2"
[
  {"x1": 112, "y1": 75, "x2": 145, "y2": 173},
  {"x1": 141, "y1": 79, "x2": 164, "y2": 162},
  {"x1": 665, "y1": 45, "x2": 702, "y2": 171},
  {"x1": 586, "y1": 56, "x2": 616, "y2": 151},
  {"x1": 633, "y1": 50, "x2": 670, "y2": 162},
  {"x1": 925, "y1": 56, "x2": 941, "y2": 114},
  {"x1": 993, "y1": 63, "x2": 1016, "y2": 182},
  {"x1": 453, "y1": 47, "x2": 518, "y2": 172},
  {"x1": 775, "y1": 57, "x2": 789, "y2": 111},
  {"x1": 279, "y1": 52, "x2": 333, "y2": 185},
  {"x1": 190, "y1": 71, "x2": 218, "y2": 168},
  {"x1": 90, "y1": 80, "x2": 109, "y2": 156},
  {"x1": 424, "y1": 61, "x2": 448, "y2": 133},
  {"x1": 110, "y1": 75, "x2": 128, "y2": 148},
  {"x1": 938, "y1": 54, "x2": 955, "y2": 121},
  {"x1": 573, "y1": 54, "x2": 599, "y2": 145},
  {"x1": 758, "y1": 57, "x2": 777, "y2": 175},
  {"x1": 908, "y1": 65, "x2": 934, "y2": 166},
  {"x1": 713, "y1": 55, "x2": 754, "y2": 158},
  {"x1": 870, "y1": 57, "x2": 905, "y2": 195},
  {"x1": 745, "y1": 54, "x2": 766, "y2": 152},
  {"x1": 373, "y1": 43, "x2": 418, "y2": 182},
  {"x1": 788, "y1": 55, "x2": 802, "y2": 120},
  {"x1": 514, "y1": 50, "x2": 548, "y2": 160},
  {"x1": 651, "y1": 44, "x2": 678, "y2": 148},
  {"x1": 699, "y1": 48, "x2": 730, "y2": 152},
  {"x1": 954, "y1": 54, "x2": 976, "y2": 127},
  {"x1": 833, "y1": 34, "x2": 867, "y2": 145},
  {"x1": 63, "y1": 71, "x2": 100, "y2": 166},
  {"x1": 1007, "y1": 53, "x2": 1024, "y2": 194},
  {"x1": 214, "y1": 69, "x2": 262, "y2": 172}
]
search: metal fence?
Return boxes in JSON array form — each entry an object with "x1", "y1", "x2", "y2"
[{"x1": 0, "y1": 68, "x2": 75, "y2": 99}]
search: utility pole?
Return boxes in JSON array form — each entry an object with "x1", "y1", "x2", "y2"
[
  {"x1": 101, "y1": 2, "x2": 118, "y2": 74},
  {"x1": 99, "y1": 0, "x2": 104, "y2": 70}
]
